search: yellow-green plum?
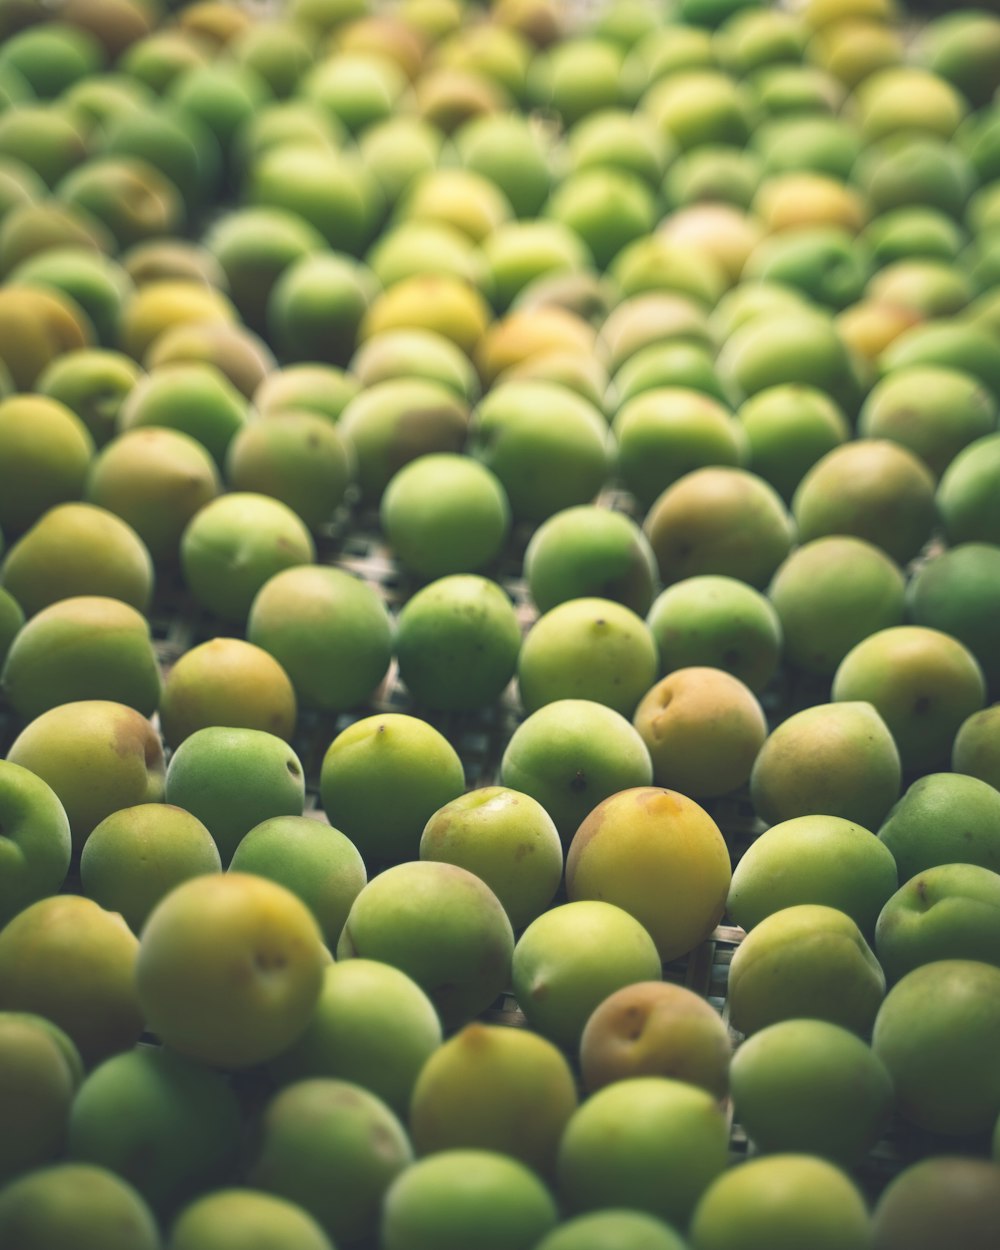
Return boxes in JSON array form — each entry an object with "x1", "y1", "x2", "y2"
[
  {"x1": 229, "y1": 816, "x2": 366, "y2": 948},
  {"x1": 0, "y1": 394, "x2": 94, "y2": 537},
  {"x1": 632, "y1": 667, "x2": 767, "y2": 798},
  {"x1": 158, "y1": 637, "x2": 296, "y2": 749},
  {"x1": 351, "y1": 330, "x2": 480, "y2": 401},
  {"x1": 0, "y1": 587, "x2": 24, "y2": 667},
  {"x1": 0, "y1": 894, "x2": 143, "y2": 1066},
  {"x1": 877, "y1": 771, "x2": 1000, "y2": 882},
  {"x1": 613, "y1": 388, "x2": 746, "y2": 513},
  {"x1": 7, "y1": 699, "x2": 164, "y2": 850},
  {"x1": 536, "y1": 1210, "x2": 688, "y2": 1250},
  {"x1": 567, "y1": 787, "x2": 731, "y2": 964},
  {"x1": 0, "y1": 760, "x2": 72, "y2": 928},
  {"x1": 0, "y1": 284, "x2": 94, "y2": 394},
  {"x1": 320, "y1": 714, "x2": 464, "y2": 864},
  {"x1": 180, "y1": 492, "x2": 315, "y2": 624},
  {"x1": 872, "y1": 1156, "x2": 1000, "y2": 1250},
  {"x1": 907, "y1": 544, "x2": 1000, "y2": 694},
  {"x1": 873, "y1": 959, "x2": 1000, "y2": 1135},
  {"x1": 396, "y1": 574, "x2": 521, "y2": 712},
  {"x1": 480, "y1": 220, "x2": 582, "y2": 310},
  {"x1": 36, "y1": 344, "x2": 143, "y2": 442},
  {"x1": 609, "y1": 234, "x2": 726, "y2": 306},
  {"x1": 524, "y1": 505, "x2": 658, "y2": 617},
  {"x1": 455, "y1": 111, "x2": 553, "y2": 218},
  {"x1": 0, "y1": 502, "x2": 154, "y2": 618},
  {"x1": 689, "y1": 1155, "x2": 872, "y2": 1250},
  {"x1": 271, "y1": 959, "x2": 442, "y2": 1118},
  {"x1": 117, "y1": 361, "x2": 247, "y2": 469},
  {"x1": 67, "y1": 1043, "x2": 243, "y2": 1216},
  {"x1": 398, "y1": 167, "x2": 511, "y2": 244},
  {"x1": 557, "y1": 1077, "x2": 729, "y2": 1227},
  {"x1": 367, "y1": 219, "x2": 486, "y2": 290},
  {"x1": 716, "y1": 311, "x2": 861, "y2": 415},
  {"x1": 937, "y1": 434, "x2": 1000, "y2": 547},
  {"x1": 613, "y1": 340, "x2": 728, "y2": 408},
  {"x1": 597, "y1": 292, "x2": 711, "y2": 374},
  {"x1": 147, "y1": 317, "x2": 287, "y2": 402},
  {"x1": 647, "y1": 575, "x2": 782, "y2": 693},
  {"x1": 729, "y1": 1019, "x2": 893, "y2": 1167},
  {"x1": 248, "y1": 565, "x2": 392, "y2": 714},
  {"x1": 80, "y1": 804, "x2": 221, "y2": 934},
  {"x1": 736, "y1": 384, "x2": 849, "y2": 504},
  {"x1": 380, "y1": 453, "x2": 510, "y2": 580},
  {"x1": 858, "y1": 366, "x2": 996, "y2": 480},
  {"x1": 0, "y1": 1163, "x2": 160, "y2": 1250},
  {"x1": 267, "y1": 250, "x2": 377, "y2": 366},
  {"x1": 954, "y1": 706, "x2": 1000, "y2": 791},
  {"x1": 248, "y1": 1078, "x2": 412, "y2": 1246},
  {"x1": 546, "y1": 167, "x2": 656, "y2": 271},
  {"x1": 338, "y1": 377, "x2": 470, "y2": 504},
  {"x1": 468, "y1": 381, "x2": 612, "y2": 525},
  {"x1": 168, "y1": 1189, "x2": 333, "y2": 1250},
  {"x1": 500, "y1": 699, "x2": 653, "y2": 843},
  {"x1": 137, "y1": 872, "x2": 326, "y2": 1070},
  {"x1": 792, "y1": 440, "x2": 937, "y2": 566},
  {"x1": 409, "y1": 1023, "x2": 578, "y2": 1176},
  {"x1": 0, "y1": 1012, "x2": 81, "y2": 1182},
  {"x1": 85, "y1": 428, "x2": 221, "y2": 567},
  {"x1": 876, "y1": 864, "x2": 1000, "y2": 983},
  {"x1": 420, "y1": 787, "x2": 562, "y2": 931},
  {"x1": 579, "y1": 981, "x2": 732, "y2": 1100},
  {"x1": 880, "y1": 320, "x2": 1000, "y2": 402},
  {"x1": 1, "y1": 595, "x2": 161, "y2": 720},
  {"x1": 511, "y1": 900, "x2": 661, "y2": 1052},
  {"x1": 255, "y1": 362, "x2": 359, "y2": 423},
  {"x1": 750, "y1": 701, "x2": 901, "y2": 829},
  {"x1": 164, "y1": 726, "x2": 305, "y2": 865},
  {"x1": 203, "y1": 206, "x2": 325, "y2": 335},
  {"x1": 381, "y1": 1149, "x2": 558, "y2": 1250},
  {"x1": 357, "y1": 115, "x2": 442, "y2": 207},
  {"x1": 338, "y1": 860, "x2": 513, "y2": 1030},
  {"x1": 644, "y1": 467, "x2": 795, "y2": 590},
  {"x1": 518, "y1": 597, "x2": 658, "y2": 718},
  {"x1": 832, "y1": 626, "x2": 986, "y2": 774},
  {"x1": 224, "y1": 413, "x2": 355, "y2": 533},
  {"x1": 767, "y1": 537, "x2": 906, "y2": 677},
  {"x1": 729, "y1": 814, "x2": 898, "y2": 938},
  {"x1": 727, "y1": 904, "x2": 886, "y2": 1037}
]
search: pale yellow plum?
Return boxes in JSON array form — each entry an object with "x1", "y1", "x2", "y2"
[
  {"x1": 579, "y1": 981, "x2": 732, "y2": 1100},
  {"x1": 632, "y1": 667, "x2": 767, "y2": 798},
  {"x1": 85, "y1": 427, "x2": 221, "y2": 568},
  {"x1": 567, "y1": 786, "x2": 731, "y2": 963},
  {"x1": 136, "y1": 872, "x2": 326, "y2": 1070},
  {"x1": 0, "y1": 595, "x2": 161, "y2": 720},
  {"x1": 7, "y1": 699, "x2": 164, "y2": 851},
  {"x1": 80, "y1": 804, "x2": 221, "y2": 934},
  {"x1": 0, "y1": 502, "x2": 154, "y2": 618},
  {"x1": 0, "y1": 895, "x2": 144, "y2": 1066},
  {"x1": 409, "y1": 1023, "x2": 578, "y2": 1177},
  {"x1": 159, "y1": 637, "x2": 296, "y2": 748}
]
